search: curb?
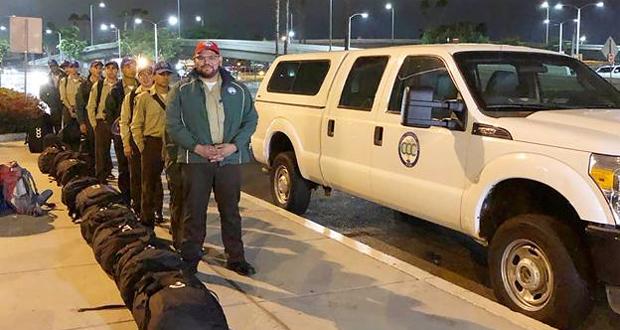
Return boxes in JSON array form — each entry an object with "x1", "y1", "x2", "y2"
[
  {"x1": 0, "y1": 133, "x2": 26, "y2": 143},
  {"x1": 240, "y1": 192, "x2": 556, "y2": 330}
]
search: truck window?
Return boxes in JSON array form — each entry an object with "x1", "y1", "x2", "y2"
[
  {"x1": 388, "y1": 56, "x2": 458, "y2": 116},
  {"x1": 339, "y1": 56, "x2": 389, "y2": 111},
  {"x1": 267, "y1": 60, "x2": 330, "y2": 95}
]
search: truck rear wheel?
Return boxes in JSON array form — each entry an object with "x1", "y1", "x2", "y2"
[
  {"x1": 270, "y1": 152, "x2": 311, "y2": 215},
  {"x1": 488, "y1": 214, "x2": 592, "y2": 329}
]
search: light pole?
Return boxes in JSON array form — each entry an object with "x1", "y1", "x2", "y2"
[
  {"x1": 555, "y1": 1, "x2": 604, "y2": 58},
  {"x1": 329, "y1": 0, "x2": 333, "y2": 51},
  {"x1": 45, "y1": 29, "x2": 63, "y2": 60},
  {"x1": 347, "y1": 12, "x2": 369, "y2": 50},
  {"x1": 195, "y1": 15, "x2": 204, "y2": 27},
  {"x1": 101, "y1": 23, "x2": 121, "y2": 59},
  {"x1": 177, "y1": 0, "x2": 181, "y2": 37},
  {"x1": 540, "y1": 2, "x2": 550, "y2": 45},
  {"x1": 89, "y1": 2, "x2": 106, "y2": 46},
  {"x1": 135, "y1": 16, "x2": 178, "y2": 62},
  {"x1": 385, "y1": 3, "x2": 395, "y2": 42}
]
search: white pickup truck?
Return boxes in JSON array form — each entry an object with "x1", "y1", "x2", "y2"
[{"x1": 251, "y1": 44, "x2": 620, "y2": 329}]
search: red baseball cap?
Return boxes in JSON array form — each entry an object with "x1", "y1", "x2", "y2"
[{"x1": 194, "y1": 41, "x2": 220, "y2": 56}]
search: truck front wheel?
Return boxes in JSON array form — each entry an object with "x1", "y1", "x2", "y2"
[
  {"x1": 488, "y1": 214, "x2": 592, "y2": 329},
  {"x1": 270, "y1": 152, "x2": 311, "y2": 215}
]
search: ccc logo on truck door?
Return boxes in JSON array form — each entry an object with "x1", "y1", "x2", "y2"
[{"x1": 398, "y1": 132, "x2": 420, "y2": 168}]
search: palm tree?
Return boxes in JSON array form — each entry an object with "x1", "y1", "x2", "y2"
[{"x1": 68, "y1": 13, "x2": 81, "y2": 27}]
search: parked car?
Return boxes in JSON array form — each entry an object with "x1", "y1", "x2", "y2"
[
  {"x1": 252, "y1": 44, "x2": 620, "y2": 329},
  {"x1": 596, "y1": 64, "x2": 620, "y2": 78}
]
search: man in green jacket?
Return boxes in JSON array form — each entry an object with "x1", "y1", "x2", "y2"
[{"x1": 166, "y1": 41, "x2": 258, "y2": 276}]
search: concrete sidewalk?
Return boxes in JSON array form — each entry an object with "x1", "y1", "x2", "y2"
[{"x1": 0, "y1": 141, "x2": 555, "y2": 330}]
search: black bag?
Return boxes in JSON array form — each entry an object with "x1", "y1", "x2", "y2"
[
  {"x1": 27, "y1": 113, "x2": 54, "y2": 153},
  {"x1": 62, "y1": 176, "x2": 99, "y2": 218},
  {"x1": 116, "y1": 247, "x2": 184, "y2": 308},
  {"x1": 43, "y1": 133, "x2": 62, "y2": 149},
  {"x1": 55, "y1": 159, "x2": 88, "y2": 186},
  {"x1": 132, "y1": 271, "x2": 229, "y2": 330},
  {"x1": 50, "y1": 150, "x2": 80, "y2": 179},
  {"x1": 80, "y1": 203, "x2": 135, "y2": 245},
  {"x1": 37, "y1": 146, "x2": 62, "y2": 175},
  {"x1": 58, "y1": 118, "x2": 81, "y2": 150},
  {"x1": 75, "y1": 184, "x2": 123, "y2": 218},
  {"x1": 92, "y1": 220, "x2": 152, "y2": 277}
]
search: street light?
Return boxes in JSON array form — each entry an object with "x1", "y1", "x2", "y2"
[
  {"x1": 385, "y1": 3, "x2": 395, "y2": 42},
  {"x1": 540, "y1": 2, "x2": 550, "y2": 45},
  {"x1": 134, "y1": 16, "x2": 178, "y2": 62},
  {"x1": 46, "y1": 29, "x2": 63, "y2": 60},
  {"x1": 0, "y1": 25, "x2": 6, "y2": 31},
  {"x1": 89, "y1": 1, "x2": 106, "y2": 46},
  {"x1": 347, "y1": 12, "x2": 369, "y2": 50},
  {"x1": 329, "y1": 0, "x2": 333, "y2": 51},
  {"x1": 101, "y1": 23, "x2": 121, "y2": 59},
  {"x1": 195, "y1": 15, "x2": 204, "y2": 27},
  {"x1": 555, "y1": 1, "x2": 604, "y2": 58}
]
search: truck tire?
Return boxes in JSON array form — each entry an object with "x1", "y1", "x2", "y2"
[
  {"x1": 270, "y1": 152, "x2": 311, "y2": 215},
  {"x1": 488, "y1": 214, "x2": 592, "y2": 329}
]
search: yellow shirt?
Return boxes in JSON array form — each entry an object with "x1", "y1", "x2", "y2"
[
  {"x1": 59, "y1": 75, "x2": 84, "y2": 117},
  {"x1": 120, "y1": 85, "x2": 148, "y2": 148},
  {"x1": 86, "y1": 78, "x2": 116, "y2": 127},
  {"x1": 131, "y1": 85, "x2": 168, "y2": 152}
]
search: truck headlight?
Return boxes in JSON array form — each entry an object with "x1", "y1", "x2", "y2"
[{"x1": 589, "y1": 154, "x2": 620, "y2": 222}]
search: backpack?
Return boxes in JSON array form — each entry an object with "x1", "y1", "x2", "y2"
[
  {"x1": 75, "y1": 184, "x2": 123, "y2": 218},
  {"x1": 79, "y1": 203, "x2": 135, "y2": 244},
  {"x1": 0, "y1": 162, "x2": 52, "y2": 216},
  {"x1": 62, "y1": 176, "x2": 99, "y2": 218},
  {"x1": 56, "y1": 159, "x2": 89, "y2": 186},
  {"x1": 50, "y1": 150, "x2": 80, "y2": 179},
  {"x1": 27, "y1": 113, "x2": 54, "y2": 153},
  {"x1": 114, "y1": 240, "x2": 180, "y2": 307},
  {"x1": 92, "y1": 220, "x2": 152, "y2": 277},
  {"x1": 58, "y1": 118, "x2": 82, "y2": 150},
  {"x1": 38, "y1": 146, "x2": 62, "y2": 175},
  {"x1": 132, "y1": 271, "x2": 229, "y2": 330}
]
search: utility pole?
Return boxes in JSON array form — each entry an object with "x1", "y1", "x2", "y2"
[
  {"x1": 275, "y1": 0, "x2": 280, "y2": 56},
  {"x1": 284, "y1": 0, "x2": 289, "y2": 55}
]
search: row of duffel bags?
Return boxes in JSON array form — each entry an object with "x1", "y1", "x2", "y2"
[{"x1": 39, "y1": 148, "x2": 230, "y2": 329}]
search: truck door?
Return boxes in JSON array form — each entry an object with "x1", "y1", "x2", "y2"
[
  {"x1": 320, "y1": 55, "x2": 390, "y2": 199},
  {"x1": 371, "y1": 55, "x2": 471, "y2": 230}
]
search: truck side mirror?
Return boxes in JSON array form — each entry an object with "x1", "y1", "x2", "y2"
[{"x1": 401, "y1": 87, "x2": 465, "y2": 130}]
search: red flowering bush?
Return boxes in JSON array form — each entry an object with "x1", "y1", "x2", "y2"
[{"x1": 0, "y1": 88, "x2": 45, "y2": 134}]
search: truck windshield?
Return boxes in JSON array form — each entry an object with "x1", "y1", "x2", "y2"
[{"x1": 453, "y1": 51, "x2": 620, "y2": 117}]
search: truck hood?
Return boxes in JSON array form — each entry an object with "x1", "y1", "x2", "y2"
[{"x1": 497, "y1": 109, "x2": 620, "y2": 155}]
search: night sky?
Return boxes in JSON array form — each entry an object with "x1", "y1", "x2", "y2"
[{"x1": 1, "y1": 0, "x2": 619, "y2": 44}]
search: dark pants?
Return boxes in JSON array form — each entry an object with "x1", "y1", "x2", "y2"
[
  {"x1": 166, "y1": 162, "x2": 183, "y2": 249},
  {"x1": 129, "y1": 139, "x2": 142, "y2": 215},
  {"x1": 180, "y1": 163, "x2": 245, "y2": 266},
  {"x1": 95, "y1": 119, "x2": 113, "y2": 182},
  {"x1": 113, "y1": 134, "x2": 130, "y2": 205},
  {"x1": 141, "y1": 137, "x2": 163, "y2": 227},
  {"x1": 51, "y1": 108, "x2": 62, "y2": 134}
]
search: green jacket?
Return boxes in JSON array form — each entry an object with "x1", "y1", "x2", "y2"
[{"x1": 166, "y1": 69, "x2": 258, "y2": 165}]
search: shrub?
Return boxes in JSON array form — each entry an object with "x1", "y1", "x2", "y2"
[{"x1": 0, "y1": 88, "x2": 46, "y2": 134}]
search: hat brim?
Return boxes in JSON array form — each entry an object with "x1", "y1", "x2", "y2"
[{"x1": 155, "y1": 69, "x2": 174, "y2": 74}]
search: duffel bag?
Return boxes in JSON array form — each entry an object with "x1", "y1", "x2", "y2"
[
  {"x1": 92, "y1": 220, "x2": 152, "y2": 277},
  {"x1": 80, "y1": 203, "x2": 135, "y2": 245},
  {"x1": 37, "y1": 146, "x2": 62, "y2": 175},
  {"x1": 55, "y1": 159, "x2": 88, "y2": 186},
  {"x1": 75, "y1": 184, "x2": 123, "y2": 218},
  {"x1": 132, "y1": 271, "x2": 229, "y2": 330},
  {"x1": 117, "y1": 247, "x2": 184, "y2": 308},
  {"x1": 50, "y1": 150, "x2": 80, "y2": 179},
  {"x1": 62, "y1": 176, "x2": 99, "y2": 219}
]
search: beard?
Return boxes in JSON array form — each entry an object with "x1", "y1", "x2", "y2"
[{"x1": 196, "y1": 64, "x2": 219, "y2": 79}]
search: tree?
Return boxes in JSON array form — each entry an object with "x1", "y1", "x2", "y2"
[
  {"x1": 58, "y1": 26, "x2": 88, "y2": 60},
  {"x1": 421, "y1": 22, "x2": 489, "y2": 44},
  {"x1": 119, "y1": 8, "x2": 149, "y2": 31},
  {"x1": 183, "y1": 26, "x2": 222, "y2": 39},
  {"x1": 0, "y1": 38, "x2": 9, "y2": 66},
  {"x1": 123, "y1": 28, "x2": 182, "y2": 61}
]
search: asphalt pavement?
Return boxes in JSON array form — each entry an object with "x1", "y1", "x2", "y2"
[{"x1": 240, "y1": 161, "x2": 620, "y2": 330}]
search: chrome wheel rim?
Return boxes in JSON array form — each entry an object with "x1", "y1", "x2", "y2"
[
  {"x1": 501, "y1": 239, "x2": 554, "y2": 311},
  {"x1": 273, "y1": 165, "x2": 291, "y2": 205}
]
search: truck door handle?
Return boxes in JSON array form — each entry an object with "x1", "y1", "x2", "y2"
[
  {"x1": 374, "y1": 126, "x2": 383, "y2": 146},
  {"x1": 327, "y1": 119, "x2": 335, "y2": 137}
]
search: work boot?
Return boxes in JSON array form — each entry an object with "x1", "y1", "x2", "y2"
[{"x1": 226, "y1": 260, "x2": 256, "y2": 276}]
